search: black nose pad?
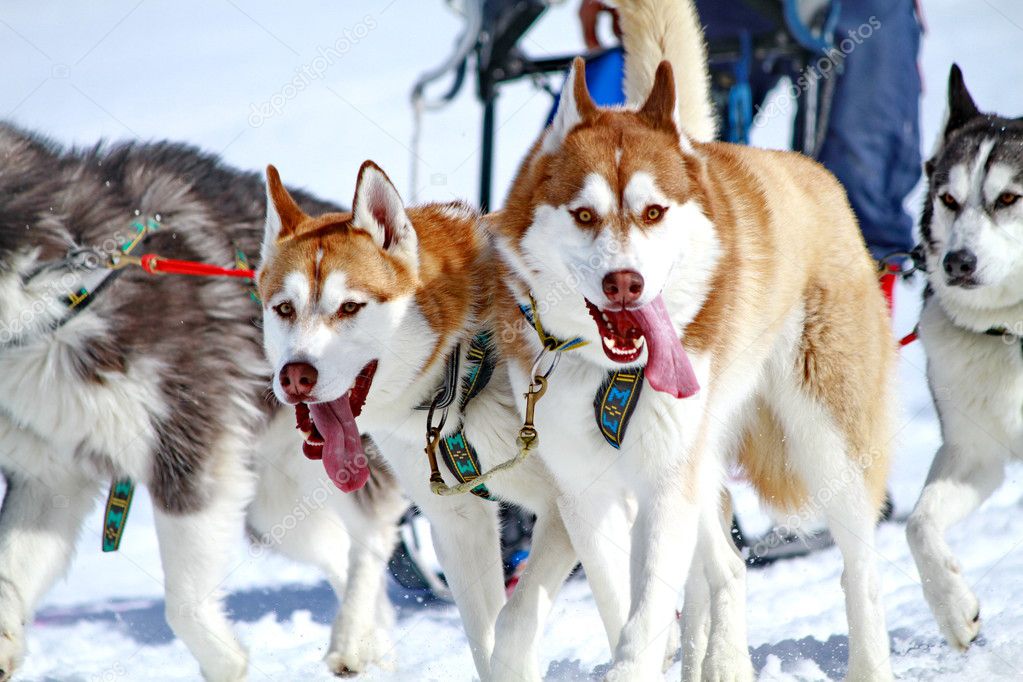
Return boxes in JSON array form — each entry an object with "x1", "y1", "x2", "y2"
[{"x1": 942, "y1": 249, "x2": 978, "y2": 279}]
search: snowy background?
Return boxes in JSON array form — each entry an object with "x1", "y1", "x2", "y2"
[{"x1": 3, "y1": 0, "x2": 1023, "y2": 679}]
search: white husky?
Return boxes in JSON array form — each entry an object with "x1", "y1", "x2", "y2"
[{"x1": 907, "y1": 64, "x2": 1023, "y2": 652}]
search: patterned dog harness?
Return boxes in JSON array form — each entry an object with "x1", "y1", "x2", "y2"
[{"x1": 520, "y1": 296, "x2": 645, "y2": 449}]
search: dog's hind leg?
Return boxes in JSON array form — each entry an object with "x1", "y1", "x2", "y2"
[
  {"x1": 772, "y1": 385, "x2": 893, "y2": 682},
  {"x1": 491, "y1": 507, "x2": 578, "y2": 682},
  {"x1": 907, "y1": 442, "x2": 1005, "y2": 651},
  {"x1": 154, "y1": 447, "x2": 254, "y2": 682},
  {"x1": 0, "y1": 470, "x2": 96, "y2": 681}
]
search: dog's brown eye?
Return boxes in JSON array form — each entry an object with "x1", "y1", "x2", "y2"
[
  {"x1": 644, "y1": 205, "x2": 666, "y2": 223},
  {"x1": 939, "y1": 193, "x2": 960, "y2": 211},
  {"x1": 571, "y1": 207, "x2": 597, "y2": 226},
  {"x1": 997, "y1": 192, "x2": 1020, "y2": 207},
  {"x1": 273, "y1": 302, "x2": 294, "y2": 318},
  {"x1": 337, "y1": 301, "x2": 365, "y2": 317}
]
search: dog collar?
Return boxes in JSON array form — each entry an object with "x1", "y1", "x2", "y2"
[{"x1": 517, "y1": 294, "x2": 589, "y2": 352}]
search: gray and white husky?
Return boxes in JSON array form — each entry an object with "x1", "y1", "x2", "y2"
[
  {"x1": 907, "y1": 65, "x2": 1023, "y2": 651},
  {"x1": 0, "y1": 123, "x2": 406, "y2": 680}
]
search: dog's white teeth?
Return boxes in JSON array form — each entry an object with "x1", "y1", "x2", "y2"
[
  {"x1": 603, "y1": 337, "x2": 616, "y2": 350},
  {"x1": 601, "y1": 313, "x2": 609, "y2": 323},
  {"x1": 635, "y1": 337, "x2": 645, "y2": 348}
]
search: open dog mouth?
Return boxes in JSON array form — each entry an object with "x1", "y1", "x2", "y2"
[
  {"x1": 585, "y1": 299, "x2": 646, "y2": 363},
  {"x1": 294, "y1": 360, "x2": 378, "y2": 493},
  {"x1": 583, "y1": 294, "x2": 701, "y2": 399}
]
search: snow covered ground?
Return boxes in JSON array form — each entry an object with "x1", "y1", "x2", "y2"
[{"x1": 3, "y1": 0, "x2": 1023, "y2": 679}]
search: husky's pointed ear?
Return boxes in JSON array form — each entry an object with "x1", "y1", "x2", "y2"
[
  {"x1": 542, "y1": 57, "x2": 598, "y2": 154},
  {"x1": 945, "y1": 64, "x2": 980, "y2": 138},
  {"x1": 638, "y1": 61, "x2": 680, "y2": 135},
  {"x1": 352, "y1": 160, "x2": 418, "y2": 268},
  {"x1": 262, "y1": 164, "x2": 306, "y2": 262}
]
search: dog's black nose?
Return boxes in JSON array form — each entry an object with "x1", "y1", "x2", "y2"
[{"x1": 943, "y1": 249, "x2": 977, "y2": 280}]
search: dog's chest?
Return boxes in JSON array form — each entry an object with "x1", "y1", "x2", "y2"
[
  {"x1": 0, "y1": 339, "x2": 163, "y2": 480},
  {"x1": 921, "y1": 298, "x2": 1023, "y2": 457},
  {"x1": 515, "y1": 359, "x2": 703, "y2": 489}
]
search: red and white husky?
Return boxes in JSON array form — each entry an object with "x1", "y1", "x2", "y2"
[
  {"x1": 487, "y1": 0, "x2": 896, "y2": 679},
  {"x1": 257, "y1": 162, "x2": 601, "y2": 678}
]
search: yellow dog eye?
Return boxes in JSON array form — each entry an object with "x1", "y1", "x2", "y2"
[
  {"x1": 939, "y1": 193, "x2": 960, "y2": 211},
  {"x1": 644, "y1": 205, "x2": 666, "y2": 223},
  {"x1": 572, "y1": 207, "x2": 596, "y2": 225},
  {"x1": 273, "y1": 302, "x2": 294, "y2": 318}
]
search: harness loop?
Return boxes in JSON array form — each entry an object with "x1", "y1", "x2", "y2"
[{"x1": 425, "y1": 371, "x2": 550, "y2": 498}]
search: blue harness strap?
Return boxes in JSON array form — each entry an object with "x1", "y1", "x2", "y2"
[{"x1": 594, "y1": 368, "x2": 645, "y2": 449}]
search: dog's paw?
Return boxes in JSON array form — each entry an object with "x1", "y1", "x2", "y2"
[
  {"x1": 325, "y1": 627, "x2": 395, "y2": 677},
  {"x1": 936, "y1": 589, "x2": 982, "y2": 652},
  {"x1": 924, "y1": 570, "x2": 982, "y2": 651},
  {"x1": 0, "y1": 627, "x2": 25, "y2": 682},
  {"x1": 846, "y1": 660, "x2": 894, "y2": 682},
  {"x1": 604, "y1": 660, "x2": 659, "y2": 682},
  {"x1": 701, "y1": 649, "x2": 755, "y2": 682},
  {"x1": 200, "y1": 648, "x2": 247, "y2": 682}
]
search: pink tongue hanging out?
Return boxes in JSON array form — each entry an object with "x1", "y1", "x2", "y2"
[
  {"x1": 310, "y1": 397, "x2": 370, "y2": 492},
  {"x1": 632, "y1": 294, "x2": 700, "y2": 399}
]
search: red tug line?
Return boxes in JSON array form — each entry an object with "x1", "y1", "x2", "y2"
[{"x1": 132, "y1": 253, "x2": 255, "y2": 279}]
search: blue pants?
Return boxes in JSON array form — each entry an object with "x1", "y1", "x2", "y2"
[{"x1": 697, "y1": 0, "x2": 923, "y2": 258}]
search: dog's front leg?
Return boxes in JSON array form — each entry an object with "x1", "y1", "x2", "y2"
[
  {"x1": 606, "y1": 476, "x2": 698, "y2": 681},
  {"x1": 0, "y1": 470, "x2": 97, "y2": 682},
  {"x1": 491, "y1": 507, "x2": 578, "y2": 682},
  {"x1": 908, "y1": 442, "x2": 1006, "y2": 652},
  {"x1": 556, "y1": 485, "x2": 633, "y2": 655},
  {"x1": 324, "y1": 478, "x2": 406, "y2": 676},
  {"x1": 420, "y1": 495, "x2": 505, "y2": 677}
]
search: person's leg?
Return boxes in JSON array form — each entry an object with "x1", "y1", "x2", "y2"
[{"x1": 815, "y1": 0, "x2": 922, "y2": 258}]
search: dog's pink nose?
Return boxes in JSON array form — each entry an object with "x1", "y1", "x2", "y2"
[
  {"x1": 602, "y1": 270, "x2": 644, "y2": 306},
  {"x1": 280, "y1": 362, "x2": 318, "y2": 401}
]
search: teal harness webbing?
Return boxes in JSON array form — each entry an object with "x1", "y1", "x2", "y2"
[
  {"x1": 435, "y1": 332, "x2": 498, "y2": 500},
  {"x1": 102, "y1": 478, "x2": 135, "y2": 552}
]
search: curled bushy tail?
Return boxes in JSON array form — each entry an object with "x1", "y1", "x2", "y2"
[{"x1": 611, "y1": 0, "x2": 716, "y2": 143}]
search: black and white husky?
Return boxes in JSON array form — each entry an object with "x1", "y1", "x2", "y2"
[
  {"x1": 0, "y1": 123, "x2": 406, "y2": 680},
  {"x1": 907, "y1": 66, "x2": 1023, "y2": 651}
]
